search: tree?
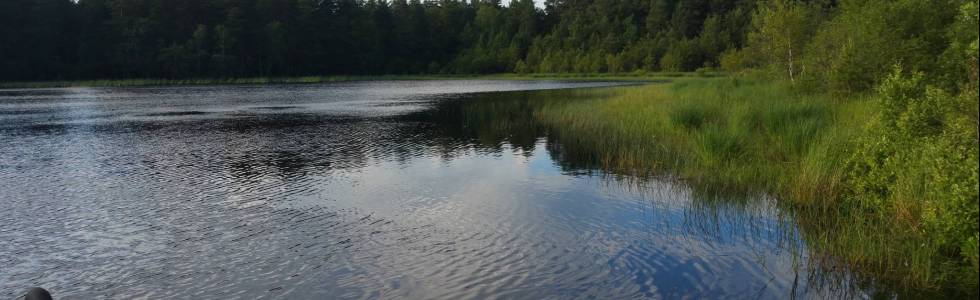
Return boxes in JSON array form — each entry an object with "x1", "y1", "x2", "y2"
[{"x1": 747, "y1": 0, "x2": 816, "y2": 83}]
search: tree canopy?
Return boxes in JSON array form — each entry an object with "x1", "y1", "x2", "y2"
[
  {"x1": 0, "y1": 0, "x2": 976, "y2": 91},
  {"x1": 0, "y1": 0, "x2": 762, "y2": 81}
]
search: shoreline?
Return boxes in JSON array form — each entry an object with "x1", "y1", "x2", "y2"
[{"x1": 0, "y1": 72, "x2": 720, "y2": 89}]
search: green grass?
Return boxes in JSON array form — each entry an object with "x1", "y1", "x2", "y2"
[
  {"x1": 534, "y1": 78, "x2": 858, "y2": 197},
  {"x1": 526, "y1": 77, "x2": 976, "y2": 296}
]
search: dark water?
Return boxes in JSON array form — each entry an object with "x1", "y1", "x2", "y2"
[{"x1": 1, "y1": 81, "x2": 855, "y2": 299}]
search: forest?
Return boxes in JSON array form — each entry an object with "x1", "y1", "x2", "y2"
[{"x1": 5, "y1": 0, "x2": 777, "y2": 80}]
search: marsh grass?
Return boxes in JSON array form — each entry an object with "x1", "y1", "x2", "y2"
[
  {"x1": 535, "y1": 78, "x2": 852, "y2": 197},
  {"x1": 529, "y1": 78, "x2": 974, "y2": 296}
]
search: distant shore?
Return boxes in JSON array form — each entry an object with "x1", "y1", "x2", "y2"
[{"x1": 0, "y1": 72, "x2": 721, "y2": 89}]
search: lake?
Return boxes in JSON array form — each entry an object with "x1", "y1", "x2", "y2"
[{"x1": 0, "y1": 81, "x2": 857, "y2": 299}]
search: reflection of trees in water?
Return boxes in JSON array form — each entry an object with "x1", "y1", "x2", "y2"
[
  {"x1": 202, "y1": 89, "x2": 621, "y2": 182},
  {"x1": 402, "y1": 92, "x2": 545, "y2": 154}
]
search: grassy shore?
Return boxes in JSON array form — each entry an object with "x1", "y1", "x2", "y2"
[
  {"x1": 527, "y1": 78, "x2": 976, "y2": 296},
  {"x1": 535, "y1": 78, "x2": 864, "y2": 202}
]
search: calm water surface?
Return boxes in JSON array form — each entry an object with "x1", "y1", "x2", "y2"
[{"x1": 1, "y1": 81, "x2": 854, "y2": 299}]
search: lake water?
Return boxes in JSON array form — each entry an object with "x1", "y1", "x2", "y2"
[{"x1": 1, "y1": 81, "x2": 856, "y2": 299}]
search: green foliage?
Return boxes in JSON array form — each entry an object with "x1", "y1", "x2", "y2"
[
  {"x1": 801, "y1": 0, "x2": 957, "y2": 93},
  {"x1": 846, "y1": 66, "x2": 978, "y2": 291},
  {"x1": 521, "y1": 0, "x2": 758, "y2": 74},
  {"x1": 718, "y1": 48, "x2": 754, "y2": 74},
  {"x1": 746, "y1": 0, "x2": 821, "y2": 83},
  {"x1": 736, "y1": 6, "x2": 979, "y2": 288},
  {"x1": 939, "y1": 1, "x2": 980, "y2": 90}
]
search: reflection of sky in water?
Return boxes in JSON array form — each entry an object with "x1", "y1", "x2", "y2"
[
  {"x1": 296, "y1": 141, "x2": 808, "y2": 298},
  {"x1": 0, "y1": 81, "x2": 856, "y2": 299}
]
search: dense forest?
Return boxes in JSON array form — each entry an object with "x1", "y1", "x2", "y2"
[
  {"x1": 2, "y1": 0, "x2": 974, "y2": 87},
  {"x1": 3, "y1": 0, "x2": 768, "y2": 80}
]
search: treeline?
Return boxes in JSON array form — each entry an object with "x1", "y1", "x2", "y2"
[
  {"x1": 1, "y1": 0, "x2": 769, "y2": 81},
  {"x1": 0, "y1": 0, "x2": 976, "y2": 92}
]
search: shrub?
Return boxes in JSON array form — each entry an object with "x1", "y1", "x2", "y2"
[{"x1": 846, "y1": 68, "x2": 979, "y2": 289}]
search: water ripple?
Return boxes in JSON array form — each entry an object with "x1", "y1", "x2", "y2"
[{"x1": 1, "y1": 81, "x2": 856, "y2": 299}]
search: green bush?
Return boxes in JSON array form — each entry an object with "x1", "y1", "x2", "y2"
[{"x1": 846, "y1": 68, "x2": 979, "y2": 290}]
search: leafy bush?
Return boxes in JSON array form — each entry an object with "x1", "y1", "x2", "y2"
[{"x1": 846, "y1": 68, "x2": 979, "y2": 290}]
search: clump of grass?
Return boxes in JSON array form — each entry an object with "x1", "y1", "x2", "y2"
[{"x1": 669, "y1": 103, "x2": 715, "y2": 130}]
